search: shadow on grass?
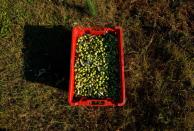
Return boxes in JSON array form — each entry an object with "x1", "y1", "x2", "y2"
[
  {"x1": 0, "y1": 128, "x2": 7, "y2": 131},
  {"x1": 23, "y1": 25, "x2": 71, "y2": 90},
  {"x1": 51, "y1": 0, "x2": 88, "y2": 15}
]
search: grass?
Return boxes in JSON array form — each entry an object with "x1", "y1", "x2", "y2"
[
  {"x1": 84, "y1": 0, "x2": 97, "y2": 16},
  {"x1": 0, "y1": 0, "x2": 194, "y2": 130}
]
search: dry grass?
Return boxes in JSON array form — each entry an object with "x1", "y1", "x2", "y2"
[{"x1": 0, "y1": 0, "x2": 194, "y2": 130}]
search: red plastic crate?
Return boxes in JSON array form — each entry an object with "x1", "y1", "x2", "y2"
[{"x1": 68, "y1": 26, "x2": 125, "y2": 106}]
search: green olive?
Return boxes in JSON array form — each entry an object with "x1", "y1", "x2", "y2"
[{"x1": 74, "y1": 33, "x2": 120, "y2": 99}]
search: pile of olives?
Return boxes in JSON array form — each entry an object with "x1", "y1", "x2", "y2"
[{"x1": 74, "y1": 33, "x2": 120, "y2": 100}]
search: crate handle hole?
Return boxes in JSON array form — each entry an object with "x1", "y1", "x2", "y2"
[{"x1": 90, "y1": 101, "x2": 105, "y2": 105}]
